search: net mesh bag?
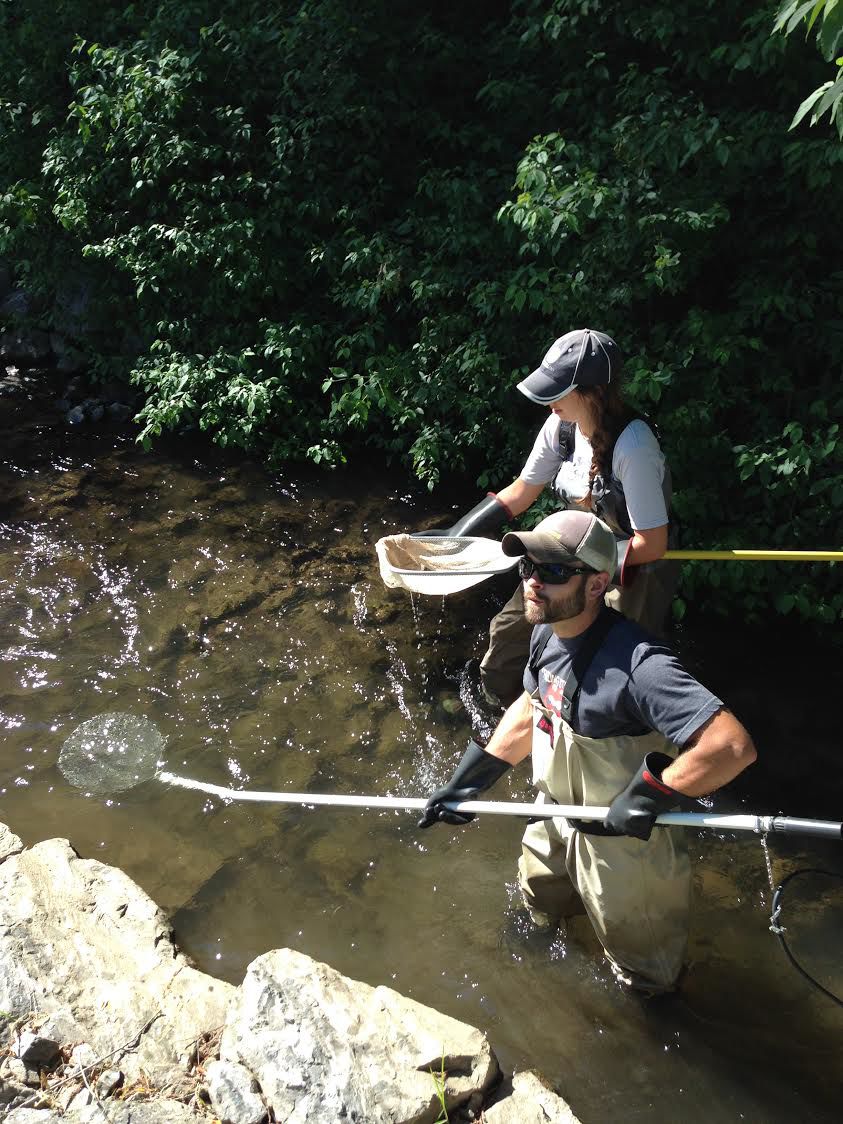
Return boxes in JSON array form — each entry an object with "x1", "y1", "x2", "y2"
[
  {"x1": 58, "y1": 712, "x2": 166, "y2": 794},
  {"x1": 375, "y1": 534, "x2": 518, "y2": 595}
]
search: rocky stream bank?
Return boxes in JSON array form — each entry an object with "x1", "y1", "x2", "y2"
[{"x1": 0, "y1": 822, "x2": 579, "y2": 1124}]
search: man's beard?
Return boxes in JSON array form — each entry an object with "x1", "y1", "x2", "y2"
[{"x1": 523, "y1": 579, "x2": 587, "y2": 624}]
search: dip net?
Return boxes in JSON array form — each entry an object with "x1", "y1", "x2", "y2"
[
  {"x1": 375, "y1": 534, "x2": 518, "y2": 596},
  {"x1": 58, "y1": 712, "x2": 166, "y2": 795}
]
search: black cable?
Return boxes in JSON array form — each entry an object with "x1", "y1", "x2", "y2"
[{"x1": 769, "y1": 868, "x2": 843, "y2": 1009}]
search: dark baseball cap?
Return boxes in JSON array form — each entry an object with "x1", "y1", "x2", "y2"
[
  {"x1": 516, "y1": 328, "x2": 620, "y2": 405},
  {"x1": 502, "y1": 510, "x2": 617, "y2": 575}
]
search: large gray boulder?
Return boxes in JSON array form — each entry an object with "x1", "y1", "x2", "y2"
[
  {"x1": 0, "y1": 822, "x2": 23, "y2": 860},
  {"x1": 485, "y1": 1070, "x2": 581, "y2": 1123},
  {"x1": 205, "y1": 1058, "x2": 267, "y2": 1124},
  {"x1": 0, "y1": 835, "x2": 235, "y2": 1086},
  {"x1": 221, "y1": 947, "x2": 499, "y2": 1123}
]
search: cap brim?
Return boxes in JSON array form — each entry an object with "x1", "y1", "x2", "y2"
[
  {"x1": 516, "y1": 369, "x2": 576, "y2": 405},
  {"x1": 502, "y1": 530, "x2": 580, "y2": 564}
]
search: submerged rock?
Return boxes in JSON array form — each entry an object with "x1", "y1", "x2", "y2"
[{"x1": 0, "y1": 328, "x2": 51, "y2": 365}]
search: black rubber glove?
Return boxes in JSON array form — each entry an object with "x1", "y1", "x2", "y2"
[
  {"x1": 412, "y1": 494, "x2": 510, "y2": 539},
  {"x1": 571, "y1": 752, "x2": 688, "y2": 841},
  {"x1": 418, "y1": 738, "x2": 511, "y2": 828}
]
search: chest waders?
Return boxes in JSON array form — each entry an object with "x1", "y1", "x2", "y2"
[
  {"x1": 583, "y1": 421, "x2": 680, "y2": 638},
  {"x1": 517, "y1": 617, "x2": 691, "y2": 994}
]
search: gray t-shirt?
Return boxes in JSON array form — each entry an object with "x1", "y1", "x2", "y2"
[
  {"x1": 519, "y1": 416, "x2": 669, "y2": 530},
  {"x1": 523, "y1": 613, "x2": 723, "y2": 745}
]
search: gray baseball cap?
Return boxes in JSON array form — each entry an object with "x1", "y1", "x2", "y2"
[
  {"x1": 517, "y1": 328, "x2": 620, "y2": 405},
  {"x1": 502, "y1": 510, "x2": 616, "y2": 575}
]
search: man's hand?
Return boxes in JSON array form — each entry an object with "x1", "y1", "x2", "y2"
[
  {"x1": 571, "y1": 752, "x2": 689, "y2": 841},
  {"x1": 418, "y1": 739, "x2": 511, "y2": 828},
  {"x1": 573, "y1": 710, "x2": 757, "y2": 841}
]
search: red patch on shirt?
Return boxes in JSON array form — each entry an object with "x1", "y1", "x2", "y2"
[{"x1": 544, "y1": 678, "x2": 566, "y2": 717}]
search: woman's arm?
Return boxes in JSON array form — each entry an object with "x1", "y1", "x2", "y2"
[
  {"x1": 626, "y1": 524, "x2": 668, "y2": 565},
  {"x1": 496, "y1": 480, "x2": 667, "y2": 563},
  {"x1": 613, "y1": 423, "x2": 670, "y2": 564},
  {"x1": 495, "y1": 478, "x2": 546, "y2": 519}
]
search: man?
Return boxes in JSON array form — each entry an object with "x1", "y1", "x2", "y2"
[{"x1": 419, "y1": 510, "x2": 756, "y2": 994}]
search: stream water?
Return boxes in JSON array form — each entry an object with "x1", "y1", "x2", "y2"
[{"x1": 1, "y1": 394, "x2": 842, "y2": 1122}]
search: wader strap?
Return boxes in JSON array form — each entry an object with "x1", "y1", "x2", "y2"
[
  {"x1": 528, "y1": 610, "x2": 621, "y2": 725},
  {"x1": 558, "y1": 421, "x2": 576, "y2": 460},
  {"x1": 528, "y1": 625, "x2": 554, "y2": 680},
  {"x1": 559, "y1": 609, "x2": 619, "y2": 724}
]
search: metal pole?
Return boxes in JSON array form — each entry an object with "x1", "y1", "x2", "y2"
[
  {"x1": 664, "y1": 549, "x2": 842, "y2": 561},
  {"x1": 158, "y1": 773, "x2": 842, "y2": 839}
]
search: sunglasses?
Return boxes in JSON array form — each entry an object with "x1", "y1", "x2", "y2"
[{"x1": 518, "y1": 556, "x2": 593, "y2": 584}]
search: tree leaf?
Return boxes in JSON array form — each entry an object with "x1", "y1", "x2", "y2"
[
  {"x1": 818, "y1": 0, "x2": 843, "y2": 61},
  {"x1": 789, "y1": 81, "x2": 834, "y2": 128}
]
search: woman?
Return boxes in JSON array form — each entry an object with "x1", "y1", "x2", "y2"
[{"x1": 442, "y1": 328, "x2": 678, "y2": 708}]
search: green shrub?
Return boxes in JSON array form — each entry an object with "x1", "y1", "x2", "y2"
[{"x1": 1, "y1": 0, "x2": 840, "y2": 626}]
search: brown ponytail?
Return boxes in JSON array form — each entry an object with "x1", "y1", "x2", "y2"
[{"x1": 576, "y1": 374, "x2": 634, "y2": 501}]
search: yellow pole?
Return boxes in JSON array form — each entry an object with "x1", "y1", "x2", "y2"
[{"x1": 665, "y1": 549, "x2": 842, "y2": 562}]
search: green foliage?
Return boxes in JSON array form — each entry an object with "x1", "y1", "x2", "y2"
[
  {"x1": 493, "y1": 2, "x2": 843, "y2": 627},
  {"x1": 1, "y1": 0, "x2": 841, "y2": 628},
  {"x1": 776, "y1": 0, "x2": 843, "y2": 136},
  {"x1": 429, "y1": 1052, "x2": 449, "y2": 1124}
]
